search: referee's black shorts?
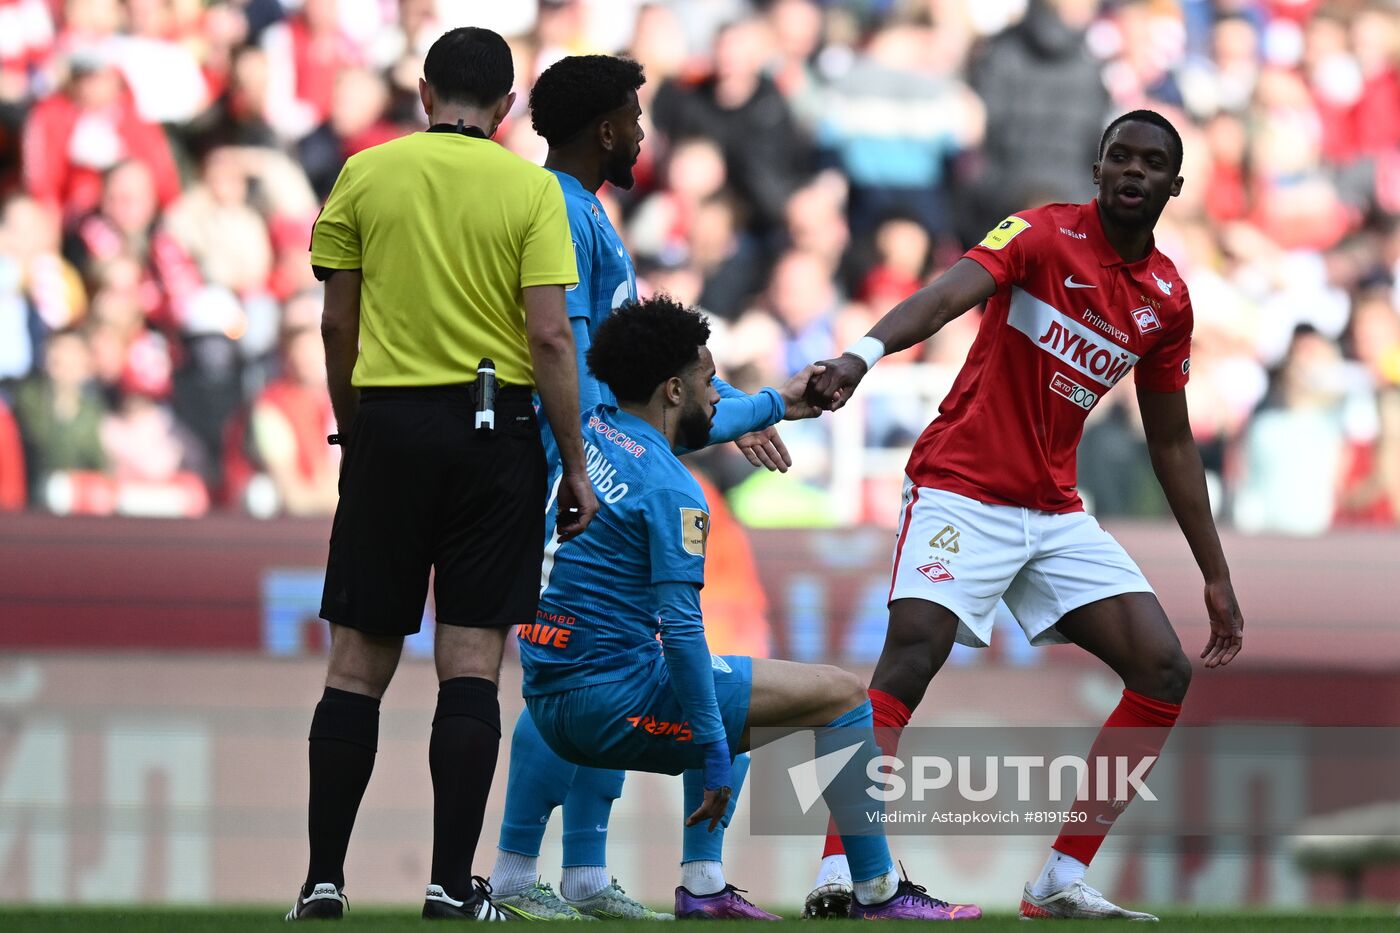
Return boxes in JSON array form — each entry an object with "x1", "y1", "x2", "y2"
[{"x1": 320, "y1": 385, "x2": 546, "y2": 636}]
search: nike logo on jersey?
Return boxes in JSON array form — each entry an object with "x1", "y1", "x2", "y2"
[
  {"x1": 1152, "y1": 271, "x2": 1173, "y2": 295},
  {"x1": 1064, "y1": 275, "x2": 1095, "y2": 289}
]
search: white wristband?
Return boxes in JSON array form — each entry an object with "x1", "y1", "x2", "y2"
[{"x1": 844, "y1": 336, "x2": 885, "y2": 371}]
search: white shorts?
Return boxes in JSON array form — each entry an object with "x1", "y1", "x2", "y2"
[{"x1": 888, "y1": 481, "x2": 1154, "y2": 648}]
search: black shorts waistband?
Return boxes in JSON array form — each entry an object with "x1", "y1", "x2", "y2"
[{"x1": 359, "y1": 384, "x2": 535, "y2": 409}]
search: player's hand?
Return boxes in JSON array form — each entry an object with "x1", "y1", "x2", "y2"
[
  {"x1": 555, "y1": 468, "x2": 598, "y2": 543},
  {"x1": 777, "y1": 363, "x2": 827, "y2": 420},
  {"x1": 807, "y1": 354, "x2": 867, "y2": 411},
  {"x1": 1199, "y1": 577, "x2": 1243, "y2": 669},
  {"x1": 736, "y1": 426, "x2": 791, "y2": 472},
  {"x1": 685, "y1": 786, "x2": 732, "y2": 832}
]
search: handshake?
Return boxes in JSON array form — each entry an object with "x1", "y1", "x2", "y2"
[
  {"x1": 734, "y1": 353, "x2": 871, "y2": 472},
  {"x1": 776, "y1": 353, "x2": 872, "y2": 420}
]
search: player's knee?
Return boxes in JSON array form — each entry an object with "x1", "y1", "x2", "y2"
[
  {"x1": 824, "y1": 665, "x2": 868, "y2": 716},
  {"x1": 1145, "y1": 646, "x2": 1191, "y2": 704}
]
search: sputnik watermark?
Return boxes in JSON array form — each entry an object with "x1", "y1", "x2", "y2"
[{"x1": 866, "y1": 753, "x2": 1157, "y2": 803}]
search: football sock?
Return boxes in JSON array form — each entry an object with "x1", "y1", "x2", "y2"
[
  {"x1": 561, "y1": 765, "x2": 625, "y2": 870},
  {"x1": 680, "y1": 860, "x2": 726, "y2": 896},
  {"x1": 561, "y1": 865, "x2": 610, "y2": 902},
  {"x1": 853, "y1": 866, "x2": 901, "y2": 905},
  {"x1": 1051, "y1": 688, "x2": 1181, "y2": 866},
  {"x1": 822, "y1": 689, "x2": 910, "y2": 861},
  {"x1": 497, "y1": 710, "x2": 576, "y2": 860},
  {"x1": 490, "y1": 849, "x2": 538, "y2": 898},
  {"x1": 821, "y1": 701, "x2": 895, "y2": 886},
  {"x1": 1030, "y1": 850, "x2": 1088, "y2": 898},
  {"x1": 812, "y1": 853, "x2": 852, "y2": 890},
  {"x1": 305, "y1": 687, "x2": 380, "y2": 891},
  {"x1": 429, "y1": 677, "x2": 501, "y2": 900},
  {"x1": 681, "y1": 753, "x2": 749, "y2": 864}
]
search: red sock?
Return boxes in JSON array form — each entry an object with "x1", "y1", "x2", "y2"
[
  {"x1": 822, "y1": 689, "x2": 912, "y2": 859},
  {"x1": 1052, "y1": 688, "x2": 1181, "y2": 865}
]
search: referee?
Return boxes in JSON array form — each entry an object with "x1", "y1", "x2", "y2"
[{"x1": 286, "y1": 27, "x2": 597, "y2": 922}]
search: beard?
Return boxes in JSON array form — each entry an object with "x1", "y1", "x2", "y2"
[
  {"x1": 677, "y1": 400, "x2": 712, "y2": 450},
  {"x1": 604, "y1": 152, "x2": 637, "y2": 190}
]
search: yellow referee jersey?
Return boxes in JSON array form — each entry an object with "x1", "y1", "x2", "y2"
[{"x1": 310, "y1": 131, "x2": 578, "y2": 387}]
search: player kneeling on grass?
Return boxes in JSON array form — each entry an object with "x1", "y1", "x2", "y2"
[{"x1": 521, "y1": 294, "x2": 981, "y2": 921}]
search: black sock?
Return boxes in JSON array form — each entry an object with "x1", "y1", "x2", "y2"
[
  {"x1": 305, "y1": 686, "x2": 380, "y2": 892},
  {"x1": 429, "y1": 676, "x2": 501, "y2": 900}
]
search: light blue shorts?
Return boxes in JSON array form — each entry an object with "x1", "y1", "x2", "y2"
[{"x1": 526, "y1": 654, "x2": 752, "y2": 775}]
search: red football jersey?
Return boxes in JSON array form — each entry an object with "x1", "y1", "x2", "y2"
[{"x1": 905, "y1": 200, "x2": 1193, "y2": 513}]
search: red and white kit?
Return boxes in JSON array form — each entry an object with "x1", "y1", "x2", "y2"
[{"x1": 889, "y1": 200, "x2": 1193, "y2": 646}]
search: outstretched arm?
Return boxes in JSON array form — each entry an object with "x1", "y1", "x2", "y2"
[
  {"x1": 809, "y1": 258, "x2": 997, "y2": 409},
  {"x1": 657, "y1": 580, "x2": 732, "y2": 830},
  {"x1": 1138, "y1": 386, "x2": 1243, "y2": 668}
]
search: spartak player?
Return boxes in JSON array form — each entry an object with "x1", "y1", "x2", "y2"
[{"x1": 805, "y1": 110, "x2": 1245, "y2": 921}]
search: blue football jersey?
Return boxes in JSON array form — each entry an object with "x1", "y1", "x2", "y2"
[
  {"x1": 521, "y1": 405, "x2": 709, "y2": 697},
  {"x1": 552, "y1": 169, "x2": 637, "y2": 409}
]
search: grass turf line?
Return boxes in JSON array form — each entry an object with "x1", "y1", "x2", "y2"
[{"x1": 1, "y1": 910, "x2": 1398, "y2": 932}]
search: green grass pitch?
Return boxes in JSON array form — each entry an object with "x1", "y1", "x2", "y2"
[{"x1": 2, "y1": 908, "x2": 1398, "y2": 932}]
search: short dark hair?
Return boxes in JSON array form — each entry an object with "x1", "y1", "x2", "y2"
[
  {"x1": 1099, "y1": 110, "x2": 1184, "y2": 174},
  {"x1": 587, "y1": 295, "x2": 710, "y2": 403},
  {"x1": 423, "y1": 27, "x2": 513, "y2": 108},
  {"x1": 530, "y1": 55, "x2": 645, "y2": 147}
]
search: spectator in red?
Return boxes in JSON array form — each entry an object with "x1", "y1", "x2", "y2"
[
  {"x1": 261, "y1": 0, "x2": 365, "y2": 142},
  {"x1": 1349, "y1": 8, "x2": 1400, "y2": 157},
  {"x1": 65, "y1": 159, "x2": 202, "y2": 330},
  {"x1": 21, "y1": 47, "x2": 181, "y2": 221},
  {"x1": 1202, "y1": 112, "x2": 1250, "y2": 224},
  {"x1": 0, "y1": 395, "x2": 25, "y2": 509},
  {"x1": 857, "y1": 216, "x2": 930, "y2": 311},
  {"x1": 100, "y1": 331, "x2": 206, "y2": 488},
  {"x1": 1336, "y1": 291, "x2": 1400, "y2": 525},
  {"x1": 247, "y1": 295, "x2": 339, "y2": 516}
]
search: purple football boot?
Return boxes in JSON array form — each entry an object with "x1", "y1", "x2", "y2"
[
  {"x1": 674, "y1": 885, "x2": 782, "y2": 920},
  {"x1": 849, "y1": 873, "x2": 982, "y2": 921}
]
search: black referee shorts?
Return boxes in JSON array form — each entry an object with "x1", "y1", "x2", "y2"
[{"x1": 319, "y1": 385, "x2": 546, "y2": 636}]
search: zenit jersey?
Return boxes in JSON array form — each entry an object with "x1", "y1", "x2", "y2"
[
  {"x1": 907, "y1": 200, "x2": 1193, "y2": 513},
  {"x1": 522, "y1": 405, "x2": 709, "y2": 697},
  {"x1": 550, "y1": 168, "x2": 637, "y2": 410}
]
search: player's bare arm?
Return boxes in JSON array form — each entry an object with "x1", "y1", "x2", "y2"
[
  {"x1": 809, "y1": 258, "x2": 996, "y2": 410},
  {"x1": 1138, "y1": 385, "x2": 1244, "y2": 669},
  {"x1": 320, "y1": 269, "x2": 362, "y2": 435}
]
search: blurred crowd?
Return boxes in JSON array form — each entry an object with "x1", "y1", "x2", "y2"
[{"x1": 0, "y1": 0, "x2": 1397, "y2": 533}]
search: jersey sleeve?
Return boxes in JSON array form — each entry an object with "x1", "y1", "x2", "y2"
[
  {"x1": 711, "y1": 375, "x2": 746, "y2": 400},
  {"x1": 564, "y1": 205, "x2": 594, "y2": 323},
  {"x1": 695, "y1": 388, "x2": 784, "y2": 448},
  {"x1": 310, "y1": 158, "x2": 362, "y2": 270},
  {"x1": 520, "y1": 175, "x2": 580, "y2": 289},
  {"x1": 643, "y1": 485, "x2": 708, "y2": 587},
  {"x1": 571, "y1": 316, "x2": 604, "y2": 411},
  {"x1": 1135, "y1": 283, "x2": 1194, "y2": 392},
  {"x1": 962, "y1": 211, "x2": 1041, "y2": 288}
]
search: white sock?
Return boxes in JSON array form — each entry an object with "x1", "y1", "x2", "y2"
[
  {"x1": 680, "y1": 860, "x2": 726, "y2": 896},
  {"x1": 1030, "y1": 850, "x2": 1088, "y2": 898},
  {"x1": 561, "y1": 865, "x2": 609, "y2": 902},
  {"x1": 489, "y1": 849, "x2": 537, "y2": 897},
  {"x1": 813, "y1": 853, "x2": 851, "y2": 888},
  {"x1": 852, "y1": 864, "x2": 899, "y2": 905}
]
